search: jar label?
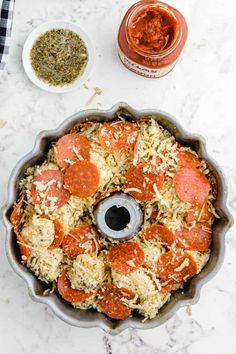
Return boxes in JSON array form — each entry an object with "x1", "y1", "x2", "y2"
[{"x1": 118, "y1": 47, "x2": 177, "y2": 78}]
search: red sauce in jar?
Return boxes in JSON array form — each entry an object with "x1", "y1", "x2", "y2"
[
  {"x1": 128, "y1": 7, "x2": 178, "y2": 53},
  {"x1": 118, "y1": 1, "x2": 188, "y2": 78}
]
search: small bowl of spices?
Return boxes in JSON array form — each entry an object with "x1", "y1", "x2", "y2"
[{"x1": 22, "y1": 21, "x2": 94, "y2": 93}]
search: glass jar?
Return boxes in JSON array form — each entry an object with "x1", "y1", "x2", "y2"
[{"x1": 118, "y1": 0, "x2": 188, "y2": 78}]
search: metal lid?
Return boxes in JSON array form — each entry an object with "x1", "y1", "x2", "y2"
[{"x1": 94, "y1": 192, "x2": 143, "y2": 241}]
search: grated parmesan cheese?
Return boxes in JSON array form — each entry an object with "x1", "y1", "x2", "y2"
[
  {"x1": 21, "y1": 215, "x2": 54, "y2": 249},
  {"x1": 73, "y1": 293, "x2": 97, "y2": 310},
  {"x1": 68, "y1": 254, "x2": 107, "y2": 292},
  {"x1": 27, "y1": 248, "x2": 63, "y2": 283},
  {"x1": 112, "y1": 267, "x2": 157, "y2": 300},
  {"x1": 174, "y1": 258, "x2": 190, "y2": 272},
  {"x1": 142, "y1": 241, "x2": 164, "y2": 272},
  {"x1": 15, "y1": 117, "x2": 217, "y2": 320},
  {"x1": 138, "y1": 292, "x2": 171, "y2": 320}
]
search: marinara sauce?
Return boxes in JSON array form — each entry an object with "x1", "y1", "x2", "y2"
[{"x1": 118, "y1": 1, "x2": 188, "y2": 78}]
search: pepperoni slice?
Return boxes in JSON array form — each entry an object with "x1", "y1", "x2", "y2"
[
  {"x1": 159, "y1": 282, "x2": 175, "y2": 294},
  {"x1": 49, "y1": 219, "x2": 65, "y2": 250},
  {"x1": 31, "y1": 170, "x2": 70, "y2": 208},
  {"x1": 186, "y1": 203, "x2": 213, "y2": 225},
  {"x1": 69, "y1": 121, "x2": 93, "y2": 134},
  {"x1": 98, "y1": 284, "x2": 135, "y2": 319},
  {"x1": 54, "y1": 133, "x2": 90, "y2": 169},
  {"x1": 62, "y1": 225, "x2": 98, "y2": 259},
  {"x1": 105, "y1": 242, "x2": 144, "y2": 274},
  {"x1": 10, "y1": 194, "x2": 29, "y2": 264},
  {"x1": 64, "y1": 160, "x2": 100, "y2": 198},
  {"x1": 141, "y1": 225, "x2": 175, "y2": 246},
  {"x1": 99, "y1": 121, "x2": 139, "y2": 153},
  {"x1": 57, "y1": 270, "x2": 95, "y2": 303},
  {"x1": 157, "y1": 250, "x2": 198, "y2": 285},
  {"x1": 10, "y1": 194, "x2": 24, "y2": 229},
  {"x1": 40, "y1": 215, "x2": 65, "y2": 250},
  {"x1": 138, "y1": 116, "x2": 150, "y2": 123},
  {"x1": 132, "y1": 134, "x2": 140, "y2": 164},
  {"x1": 15, "y1": 232, "x2": 29, "y2": 265},
  {"x1": 175, "y1": 222, "x2": 212, "y2": 251},
  {"x1": 173, "y1": 168, "x2": 210, "y2": 205},
  {"x1": 124, "y1": 164, "x2": 164, "y2": 202},
  {"x1": 150, "y1": 210, "x2": 159, "y2": 221},
  {"x1": 177, "y1": 151, "x2": 201, "y2": 169}
]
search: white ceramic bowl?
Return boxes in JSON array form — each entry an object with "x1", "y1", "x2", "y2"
[{"x1": 22, "y1": 21, "x2": 94, "y2": 93}]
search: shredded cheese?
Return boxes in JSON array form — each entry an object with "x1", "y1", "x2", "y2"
[
  {"x1": 68, "y1": 254, "x2": 107, "y2": 292},
  {"x1": 15, "y1": 118, "x2": 217, "y2": 320}
]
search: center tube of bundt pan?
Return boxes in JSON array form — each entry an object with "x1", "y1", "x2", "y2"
[{"x1": 94, "y1": 192, "x2": 143, "y2": 241}]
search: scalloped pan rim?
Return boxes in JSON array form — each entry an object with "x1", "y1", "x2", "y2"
[{"x1": 1, "y1": 102, "x2": 234, "y2": 335}]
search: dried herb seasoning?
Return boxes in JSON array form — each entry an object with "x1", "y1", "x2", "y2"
[{"x1": 30, "y1": 29, "x2": 88, "y2": 86}]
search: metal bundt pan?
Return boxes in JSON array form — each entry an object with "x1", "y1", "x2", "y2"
[{"x1": 1, "y1": 103, "x2": 234, "y2": 335}]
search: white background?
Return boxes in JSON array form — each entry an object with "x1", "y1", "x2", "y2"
[{"x1": 0, "y1": 0, "x2": 235, "y2": 353}]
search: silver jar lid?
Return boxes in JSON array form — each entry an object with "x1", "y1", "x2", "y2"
[{"x1": 94, "y1": 192, "x2": 143, "y2": 241}]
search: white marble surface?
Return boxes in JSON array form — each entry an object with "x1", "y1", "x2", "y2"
[{"x1": 0, "y1": 0, "x2": 235, "y2": 353}]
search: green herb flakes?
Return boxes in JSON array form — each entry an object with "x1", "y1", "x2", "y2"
[{"x1": 30, "y1": 29, "x2": 88, "y2": 87}]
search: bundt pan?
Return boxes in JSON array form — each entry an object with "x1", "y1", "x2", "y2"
[{"x1": 2, "y1": 103, "x2": 233, "y2": 335}]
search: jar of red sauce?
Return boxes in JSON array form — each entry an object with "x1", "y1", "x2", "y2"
[{"x1": 118, "y1": 1, "x2": 188, "y2": 78}]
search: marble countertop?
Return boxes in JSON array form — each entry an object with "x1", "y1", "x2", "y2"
[{"x1": 0, "y1": 0, "x2": 235, "y2": 353}]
